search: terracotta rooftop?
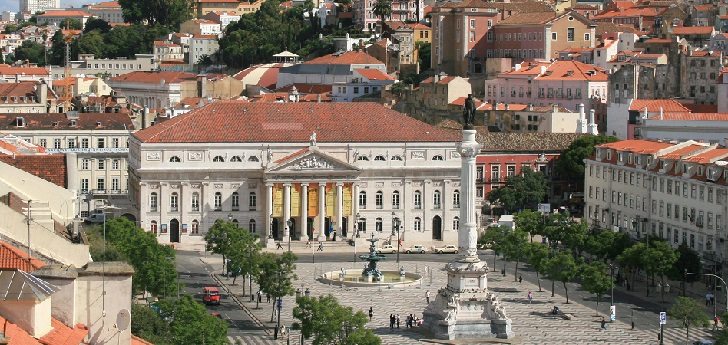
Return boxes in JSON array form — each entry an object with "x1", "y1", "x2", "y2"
[
  {"x1": 660, "y1": 144, "x2": 705, "y2": 160},
  {"x1": 671, "y1": 26, "x2": 714, "y2": 35},
  {"x1": 498, "y1": 11, "x2": 559, "y2": 25},
  {"x1": 0, "y1": 313, "x2": 42, "y2": 345},
  {"x1": 108, "y1": 71, "x2": 197, "y2": 84},
  {"x1": 38, "y1": 318, "x2": 89, "y2": 345},
  {"x1": 0, "y1": 154, "x2": 67, "y2": 187},
  {"x1": 275, "y1": 84, "x2": 332, "y2": 94},
  {"x1": 355, "y1": 68, "x2": 395, "y2": 81},
  {"x1": 652, "y1": 112, "x2": 728, "y2": 121},
  {"x1": 684, "y1": 148, "x2": 728, "y2": 164},
  {"x1": 0, "y1": 82, "x2": 45, "y2": 102},
  {"x1": 629, "y1": 99, "x2": 690, "y2": 112},
  {"x1": 0, "y1": 66, "x2": 48, "y2": 76},
  {"x1": 233, "y1": 63, "x2": 286, "y2": 89},
  {"x1": 598, "y1": 139, "x2": 673, "y2": 154},
  {"x1": 0, "y1": 241, "x2": 45, "y2": 272},
  {"x1": 683, "y1": 104, "x2": 718, "y2": 113},
  {"x1": 420, "y1": 75, "x2": 458, "y2": 84},
  {"x1": 305, "y1": 51, "x2": 384, "y2": 65},
  {"x1": 505, "y1": 60, "x2": 608, "y2": 81},
  {"x1": 438, "y1": 0, "x2": 552, "y2": 13},
  {"x1": 132, "y1": 102, "x2": 459, "y2": 144},
  {"x1": 0, "y1": 112, "x2": 133, "y2": 131},
  {"x1": 592, "y1": 7, "x2": 665, "y2": 20},
  {"x1": 38, "y1": 11, "x2": 90, "y2": 17},
  {"x1": 476, "y1": 132, "x2": 589, "y2": 152}
]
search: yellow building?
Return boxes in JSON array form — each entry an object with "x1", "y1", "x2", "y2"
[{"x1": 194, "y1": 0, "x2": 262, "y2": 17}]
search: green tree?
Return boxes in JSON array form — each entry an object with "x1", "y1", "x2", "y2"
[
  {"x1": 13, "y1": 40, "x2": 46, "y2": 66},
  {"x1": 556, "y1": 135, "x2": 618, "y2": 181},
  {"x1": 580, "y1": 261, "x2": 612, "y2": 316},
  {"x1": 156, "y1": 295, "x2": 228, "y2": 345},
  {"x1": 501, "y1": 229, "x2": 529, "y2": 280},
  {"x1": 644, "y1": 240, "x2": 679, "y2": 302},
  {"x1": 76, "y1": 30, "x2": 106, "y2": 59},
  {"x1": 667, "y1": 243, "x2": 702, "y2": 285},
  {"x1": 293, "y1": 294, "x2": 381, "y2": 345},
  {"x1": 372, "y1": 0, "x2": 392, "y2": 36},
  {"x1": 560, "y1": 220, "x2": 590, "y2": 256},
  {"x1": 668, "y1": 296, "x2": 711, "y2": 342},
  {"x1": 204, "y1": 218, "x2": 237, "y2": 274},
  {"x1": 416, "y1": 41, "x2": 431, "y2": 72},
  {"x1": 257, "y1": 251, "x2": 298, "y2": 322},
  {"x1": 118, "y1": 0, "x2": 192, "y2": 29},
  {"x1": 544, "y1": 251, "x2": 582, "y2": 302},
  {"x1": 487, "y1": 167, "x2": 548, "y2": 212},
  {"x1": 479, "y1": 225, "x2": 508, "y2": 273},
  {"x1": 131, "y1": 303, "x2": 172, "y2": 345},
  {"x1": 514, "y1": 210, "x2": 542, "y2": 242},
  {"x1": 83, "y1": 18, "x2": 112, "y2": 33},
  {"x1": 525, "y1": 242, "x2": 549, "y2": 292},
  {"x1": 584, "y1": 230, "x2": 616, "y2": 261},
  {"x1": 617, "y1": 243, "x2": 645, "y2": 293},
  {"x1": 225, "y1": 225, "x2": 264, "y2": 295}
]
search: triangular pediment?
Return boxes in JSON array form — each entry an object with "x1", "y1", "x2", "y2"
[{"x1": 266, "y1": 148, "x2": 359, "y2": 173}]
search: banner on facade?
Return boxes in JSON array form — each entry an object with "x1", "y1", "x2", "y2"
[
  {"x1": 308, "y1": 187, "x2": 318, "y2": 215},
  {"x1": 343, "y1": 183, "x2": 353, "y2": 216},
  {"x1": 325, "y1": 183, "x2": 336, "y2": 216},
  {"x1": 273, "y1": 184, "x2": 283, "y2": 217},
  {"x1": 291, "y1": 184, "x2": 301, "y2": 217}
]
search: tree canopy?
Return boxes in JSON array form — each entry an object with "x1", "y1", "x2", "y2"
[
  {"x1": 155, "y1": 295, "x2": 229, "y2": 345},
  {"x1": 204, "y1": 219, "x2": 264, "y2": 292},
  {"x1": 293, "y1": 294, "x2": 381, "y2": 345},
  {"x1": 487, "y1": 167, "x2": 548, "y2": 212},
  {"x1": 10, "y1": 40, "x2": 47, "y2": 66},
  {"x1": 118, "y1": 0, "x2": 192, "y2": 30},
  {"x1": 668, "y1": 296, "x2": 710, "y2": 341},
  {"x1": 580, "y1": 261, "x2": 612, "y2": 315},
  {"x1": 544, "y1": 251, "x2": 582, "y2": 303},
  {"x1": 556, "y1": 135, "x2": 618, "y2": 181}
]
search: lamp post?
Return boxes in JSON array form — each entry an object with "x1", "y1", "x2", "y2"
[
  {"x1": 269, "y1": 214, "x2": 273, "y2": 239},
  {"x1": 274, "y1": 271, "x2": 285, "y2": 340},
  {"x1": 609, "y1": 263, "x2": 615, "y2": 306},
  {"x1": 392, "y1": 212, "x2": 401, "y2": 264},
  {"x1": 353, "y1": 214, "x2": 360, "y2": 264},
  {"x1": 286, "y1": 219, "x2": 292, "y2": 252},
  {"x1": 686, "y1": 271, "x2": 728, "y2": 315}
]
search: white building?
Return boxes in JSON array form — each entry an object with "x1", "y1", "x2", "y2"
[
  {"x1": 81, "y1": 1, "x2": 124, "y2": 23},
  {"x1": 106, "y1": 71, "x2": 198, "y2": 109},
  {"x1": 128, "y1": 101, "x2": 463, "y2": 247},
  {"x1": 585, "y1": 139, "x2": 728, "y2": 266},
  {"x1": 179, "y1": 19, "x2": 222, "y2": 38},
  {"x1": 606, "y1": 99, "x2": 691, "y2": 140},
  {"x1": 36, "y1": 11, "x2": 93, "y2": 29},
  {"x1": 19, "y1": 0, "x2": 59, "y2": 13},
  {"x1": 50, "y1": 53, "x2": 158, "y2": 80},
  {"x1": 188, "y1": 34, "x2": 219, "y2": 68},
  {"x1": 637, "y1": 112, "x2": 728, "y2": 146}
]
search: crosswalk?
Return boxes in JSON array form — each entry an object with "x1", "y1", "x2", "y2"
[{"x1": 227, "y1": 334, "x2": 280, "y2": 345}]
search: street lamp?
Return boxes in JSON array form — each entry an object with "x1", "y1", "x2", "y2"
[
  {"x1": 286, "y1": 219, "x2": 293, "y2": 252},
  {"x1": 686, "y1": 271, "x2": 728, "y2": 315},
  {"x1": 392, "y1": 212, "x2": 401, "y2": 264},
  {"x1": 274, "y1": 271, "x2": 286, "y2": 340},
  {"x1": 353, "y1": 213, "x2": 360, "y2": 264},
  {"x1": 608, "y1": 263, "x2": 615, "y2": 307},
  {"x1": 269, "y1": 214, "x2": 273, "y2": 239}
]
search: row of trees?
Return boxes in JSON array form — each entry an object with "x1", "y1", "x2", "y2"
[{"x1": 481, "y1": 210, "x2": 702, "y2": 309}]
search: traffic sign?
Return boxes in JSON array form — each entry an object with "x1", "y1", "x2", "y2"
[
  {"x1": 276, "y1": 298, "x2": 282, "y2": 310},
  {"x1": 659, "y1": 312, "x2": 667, "y2": 325}
]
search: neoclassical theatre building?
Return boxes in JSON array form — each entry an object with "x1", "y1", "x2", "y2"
[{"x1": 128, "y1": 101, "x2": 464, "y2": 246}]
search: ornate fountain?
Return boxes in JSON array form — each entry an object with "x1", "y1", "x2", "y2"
[{"x1": 359, "y1": 233, "x2": 386, "y2": 281}]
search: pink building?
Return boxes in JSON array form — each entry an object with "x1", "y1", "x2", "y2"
[{"x1": 484, "y1": 60, "x2": 608, "y2": 117}]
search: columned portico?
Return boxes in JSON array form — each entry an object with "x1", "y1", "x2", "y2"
[
  {"x1": 300, "y1": 184, "x2": 309, "y2": 242},
  {"x1": 283, "y1": 183, "x2": 291, "y2": 241},
  {"x1": 317, "y1": 182, "x2": 326, "y2": 241},
  {"x1": 335, "y1": 183, "x2": 343, "y2": 240}
]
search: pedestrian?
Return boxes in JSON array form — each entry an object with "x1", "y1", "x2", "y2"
[
  {"x1": 317, "y1": 242, "x2": 324, "y2": 251},
  {"x1": 276, "y1": 242, "x2": 283, "y2": 250},
  {"x1": 266, "y1": 293, "x2": 271, "y2": 303},
  {"x1": 527, "y1": 291, "x2": 533, "y2": 303},
  {"x1": 332, "y1": 230, "x2": 337, "y2": 241},
  {"x1": 426, "y1": 290, "x2": 431, "y2": 304},
  {"x1": 406, "y1": 314, "x2": 411, "y2": 328},
  {"x1": 715, "y1": 316, "x2": 721, "y2": 330},
  {"x1": 707, "y1": 293, "x2": 711, "y2": 306},
  {"x1": 396, "y1": 314, "x2": 401, "y2": 328},
  {"x1": 389, "y1": 314, "x2": 395, "y2": 329},
  {"x1": 711, "y1": 293, "x2": 716, "y2": 306},
  {"x1": 600, "y1": 317, "x2": 607, "y2": 331},
  {"x1": 519, "y1": 275, "x2": 523, "y2": 283},
  {"x1": 257, "y1": 290, "x2": 262, "y2": 303},
  {"x1": 368, "y1": 307, "x2": 373, "y2": 321},
  {"x1": 305, "y1": 240, "x2": 311, "y2": 248}
]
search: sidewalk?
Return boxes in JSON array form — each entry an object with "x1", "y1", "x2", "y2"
[{"x1": 172, "y1": 235, "x2": 376, "y2": 254}]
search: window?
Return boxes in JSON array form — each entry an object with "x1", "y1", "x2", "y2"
[
  {"x1": 584, "y1": 33, "x2": 590, "y2": 41},
  {"x1": 213, "y1": 156, "x2": 225, "y2": 162},
  {"x1": 414, "y1": 191, "x2": 422, "y2": 209},
  {"x1": 470, "y1": 19, "x2": 475, "y2": 28},
  {"x1": 232, "y1": 192, "x2": 240, "y2": 210},
  {"x1": 98, "y1": 160, "x2": 105, "y2": 170},
  {"x1": 151, "y1": 220, "x2": 158, "y2": 234},
  {"x1": 112, "y1": 159, "x2": 120, "y2": 170},
  {"x1": 376, "y1": 191, "x2": 383, "y2": 209},
  {"x1": 249, "y1": 192, "x2": 257, "y2": 210},
  {"x1": 552, "y1": 32, "x2": 557, "y2": 40},
  {"x1": 170, "y1": 192, "x2": 179, "y2": 211},
  {"x1": 453, "y1": 217, "x2": 460, "y2": 231},
  {"x1": 453, "y1": 190, "x2": 460, "y2": 208},
  {"x1": 376, "y1": 218, "x2": 383, "y2": 232},
  {"x1": 214, "y1": 192, "x2": 222, "y2": 210},
  {"x1": 432, "y1": 155, "x2": 444, "y2": 161},
  {"x1": 81, "y1": 139, "x2": 89, "y2": 148},
  {"x1": 82, "y1": 159, "x2": 90, "y2": 170},
  {"x1": 192, "y1": 192, "x2": 200, "y2": 211},
  {"x1": 249, "y1": 219, "x2": 256, "y2": 233},
  {"x1": 170, "y1": 156, "x2": 181, "y2": 162},
  {"x1": 97, "y1": 138, "x2": 105, "y2": 148},
  {"x1": 150, "y1": 192, "x2": 158, "y2": 212},
  {"x1": 81, "y1": 179, "x2": 88, "y2": 193},
  {"x1": 97, "y1": 178, "x2": 105, "y2": 191},
  {"x1": 391, "y1": 155, "x2": 403, "y2": 161},
  {"x1": 433, "y1": 190, "x2": 442, "y2": 209},
  {"x1": 375, "y1": 155, "x2": 386, "y2": 161},
  {"x1": 231, "y1": 156, "x2": 242, "y2": 162},
  {"x1": 567, "y1": 28, "x2": 574, "y2": 41},
  {"x1": 112, "y1": 138, "x2": 119, "y2": 148},
  {"x1": 507, "y1": 165, "x2": 516, "y2": 177},
  {"x1": 68, "y1": 138, "x2": 75, "y2": 148},
  {"x1": 111, "y1": 178, "x2": 119, "y2": 191},
  {"x1": 248, "y1": 156, "x2": 259, "y2": 162},
  {"x1": 491, "y1": 165, "x2": 500, "y2": 181},
  {"x1": 392, "y1": 191, "x2": 400, "y2": 209},
  {"x1": 359, "y1": 191, "x2": 367, "y2": 209},
  {"x1": 414, "y1": 217, "x2": 422, "y2": 232}
]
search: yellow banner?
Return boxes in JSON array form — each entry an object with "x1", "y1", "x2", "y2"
[
  {"x1": 326, "y1": 183, "x2": 336, "y2": 216},
  {"x1": 308, "y1": 186, "x2": 318, "y2": 215},
  {"x1": 343, "y1": 183, "x2": 352, "y2": 215},
  {"x1": 273, "y1": 184, "x2": 283, "y2": 217},
  {"x1": 291, "y1": 184, "x2": 300, "y2": 217}
]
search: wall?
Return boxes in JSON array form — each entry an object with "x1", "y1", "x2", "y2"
[
  {"x1": 76, "y1": 267, "x2": 133, "y2": 345},
  {"x1": 0, "y1": 299, "x2": 52, "y2": 337},
  {"x1": 0, "y1": 160, "x2": 76, "y2": 224}
]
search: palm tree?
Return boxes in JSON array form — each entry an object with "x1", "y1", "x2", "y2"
[{"x1": 372, "y1": 0, "x2": 392, "y2": 37}]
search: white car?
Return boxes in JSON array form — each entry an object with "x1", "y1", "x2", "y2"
[
  {"x1": 376, "y1": 245, "x2": 397, "y2": 254},
  {"x1": 434, "y1": 245, "x2": 458, "y2": 254},
  {"x1": 404, "y1": 245, "x2": 427, "y2": 254}
]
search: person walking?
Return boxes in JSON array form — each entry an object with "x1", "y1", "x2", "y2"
[
  {"x1": 389, "y1": 314, "x2": 395, "y2": 329},
  {"x1": 396, "y1": 314, "x2": 401, "y2": 328},
  {"x1": 317, "y1": 242, "x2": 324, "y2": 252},
  {"x1": 519, "y1": 275, "x2": 523, "y2": 283},
  {"x1": 368, "y1": 307, "x2": 373, "y2": 321},
  {"x1": 707, "y1": 293, "x2": 711, "y2": 306},
  {"x1": 600, "y1": 317, "x2": 607, "y2": 331},
  {"x1": 266, "y1": 293, "x2": 271, "y2": 303},
  {"x1": 527, "y1": 291, "x2": 533, "y2": 304},
  {"x1": 257, "y1": 290, "x2": 262, "y2": 303},
  {"x1": 715, "y1": 316, "x2": 721, "y2": 330},
  {"x1": 305, "y1": 240, "x2": 311, "y2": 248},
  {"x1": 276, "y1": 242, "x2": 283, "y2": 249},
  {"x1": 426, "y1": 290, "x2": 431, "y2": 304}
]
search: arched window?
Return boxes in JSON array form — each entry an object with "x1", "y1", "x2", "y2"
[
  {"x1": 191, "y1": 219, "x2": 199, "y2": 234},
  {"x1": 232, "y1": 192, "x2": 240, "y2": 210},
  {"x1": 170, "y1": 192, "x2": 178, "y2": 211},
  {"x1": 391, "y1": 155, "x2": 403, "y2": 161},
  {"x1": 432, "y1": 155, "x2": 444, "y2": 161},
  {"x1": 150, "y1": 220, "x2": 158, "y2": 234},
  {"x1": 214, "y1": 192, "x2": 222, "y2": 210},
  {"x1": 414, "y1": 217, "x2": 422, "y2": 232},
  {"x1": 357, "y1": 156, "x2": 369, "y2": 161},
  {"x1": 358, "y1": 191, "x2": 367, "y2": 209},
  {"x1": 249, "y1": 219, "x2": 256, "y2": 233},
  {"x1": 375, "y1": 191, "x2": 383, "y2": 209},
  {"x1": 230, "y1": 156, "x2": 243, "y2": 162},
  {"x1": 248, "y1": 156, "x2": 259, "y2": 162},
  {"x1": 150, "y1": 192, "x2": 158, "y2": 212},
  {"x1": 414, "y1": 191, "x2": 422, "y2": 209},
  {"x1": 213, "y1": 156, "x2": 225, "y2": 162},
  {"x1": 453, "y1": 216, "x2": 460, "y2": 231},
  {"x1": 232, "y1": 219, "x2": 239, "y2": 227},
  {"x1": 453, "y1": 190, "x2": 460, "y2": 208},
  {"x1": 169, "y1": 156, "x2": 181, "y2": 162},
  {"x1": 249, "y1": 192, "x2": 257, "y2": 210},
  {"x1": 375, "y1": 155, "x2": 386, "y2": 161},
  {"x1": 433, "y1": 190, "x2": 442, "y2": 209},
  {"x1": 191, "y1": 192, "x2": 199, "y2": 211},
  {"x1": 358, "y1": 217, "x2": 367, "y2": 233},
  {"x1": 392, "y1": 191, "x2": 400, "y2": 209},
  {"x1": 376, "y1": 217, "x2": 383, "y2": 232}
]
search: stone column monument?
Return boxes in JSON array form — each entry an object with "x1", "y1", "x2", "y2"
[{"x1": 422, "y1": 112, "x2": 515, "y2": 340}]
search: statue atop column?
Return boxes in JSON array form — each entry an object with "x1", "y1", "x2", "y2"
[
  {"x1": 462, "y1": 94, "x2": 476, "y2": 129},
  {"x1": 310, "y1": 132, "x2": 317, "y2": 146}
]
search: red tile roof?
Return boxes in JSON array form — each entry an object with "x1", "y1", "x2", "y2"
[
  {"x1": 305, "y1": 51, "x2": 384, "y2": 65},
  {"x1": 0, "y1": 155, "x2": 67, "y2": 188},
  {"x1": 420, "y1": 76, "x2": 458, "y2": 84},
  {"x1": 682, "y1": 104, "x2": 718, "y2": 113},
  {"x1": 355, "y1": 68, "x2": 395, "y2": 81},
  {"x1": 684, "y1": 148, "x2": 728, "y2": 163},
  {"x1": 38, "y1": 11, "x2": 90, "y2": 17},
  {"x1": 0, "y1": 313, "x2": 42, "y2": 345},
  {"x1": 654, "y1": 112, "x2": 728, "y2": 121},
  {"x1": 671, "y1": 26, "x2": 714, "y2": 35},
  {"x1": 498, "y1": 11, "x2": 559, "y2": 25},
  {"x1": 0, "y1": 66, "x2": 48, "y2": 76},
  {"x1": 108, "y1": 71, "x2": 196, "y2": 84},
  {"x1": 660, "y1": 144, "x2": 704, "y2": 159},
  {"x1": 599, "y1": 139, "x2": 674, "y2": 154},
  {"x1": 0, "y1": 112, "x2": 133, "y2": 131},
  {"x1": 629, "y1": 99, "x2": 690, "y2": 112},
  {"x1": 479, "y1": 103, "x2": 529, "y2": 111},
  {"x1": 38, "y1": 319, "x2": 88, "y2": 345},
  {"x1": 132, "y1": 102, "x2": 459, "y2": 143},
  {"x1": 132, "y1": 335, "x2": 155, "y2": 345},
  {"x1": 0, "y1": 82, "x2": 44, "y2": 102},
  {"x1": 515, "y1": 60, "x2": 608, "y2": 81},
  {"x1": 0, "y1": 241, "x2": 45, "y2": 272},
  {"x1": 275, "y1": 84, "x2": 332, "y2": 94}
]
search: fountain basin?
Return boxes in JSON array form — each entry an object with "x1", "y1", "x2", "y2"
[{"x1": 319, "y1": 269, "x2": 422, "y2": 287}]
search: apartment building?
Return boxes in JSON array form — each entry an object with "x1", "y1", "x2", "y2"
[
  {"x1": 180, "y1": 19, "x2": 222, "y2": 38},
  {"x1": 19, "y1": 0, "x2": 59, "y2": 14},
  {"x1": 353, "y1": 0, "x2": 424, "y2": 31},
  {"x1": 106, "y1": 71, "x2": 198, "y2": 109},
  {"x1": 193, "y1": 0, "x2": 262, "y2": 17},
  {"x1": 153, "y1": 41, "x2": 184, "y2": 62},
  {"x1": 188, "y1": 34, "x2": 220, "y2": 68},
  {"x1": 51, "y1": 54, "x2": 158, "y2": 80},
  {"x1": 81, "y1": 1, "x2": 124, "y2": 23},
  {"x1": 0, "y1": 81, "x2": 54, "y2": 113},
  {"x1": 36, "y1": 11, "x2": 93, "y2": 29},
  {"x1": 585, "y1": 139, "x2": 728, "y2": 265}
]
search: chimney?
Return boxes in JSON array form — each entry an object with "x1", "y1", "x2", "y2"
[
  {"x1": 643, "y1": 106, "x2": 648, "y2": 119},
  {"x1": 660, "y1": 107, "x2": 663, "y2": 120},
  {"x1": 587, "y1": 109, "x2": 598, "y2": 134},
  {"x1": 504, "y1": 103, "x2": 509, "y2": 110},
  {"x1": 37, "y1": 79, "x2": 48, "y2": 112},
  {"x1": 577, "y1": 103, "x2": 587, "y2": 133},
  {"x1": 514, "y1": 63, "x2": 521, "y2": 71},
  {"x1": 197, "y1": 74, "x2": 207, "y2": 98},
  {"x1": 142, "y1": 107, "x2": 149, "y2": 129},
  {"x1": 578, "y1": 103, "x2": 585, "y2": 119},
  {"x1": 552, "y1": 104, "x2": 558, "y2": 113},
  {"x1": 0, "y1": 269, "x2": 55, "y2": 338},
  {"x1": 540, "y1": 65, "x2": 547, "y2": 75},
  {"x1": 528, "y1": 103, "x2": 533, "y2": 111},
  {"x1": 317, "y1": 94, "x2": 322, "y2": 102}
]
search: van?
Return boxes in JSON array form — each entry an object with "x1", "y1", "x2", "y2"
[
  {"x1": 203, "y1": 287, "x2": 221, "y2": 305},
  {"x1": 84, "y1": 214, "x2": 107, "y2": 224}
]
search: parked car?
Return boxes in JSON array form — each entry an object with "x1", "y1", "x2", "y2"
[
  {"x1": 404, "y1": 245, "x2": 427, "y2": 254},
  {"x1": 434, "y1": 245, "x2": 458, "y2": 254},
  {"x1": 84, "y1": 214, "x2": 107, "y2": 224},
  {"x1": 203, "y1": 287, "x2": 221, "y2": 305},
  {"x1": 376, "y1": 244, "x2": 397, "y2": 254}
]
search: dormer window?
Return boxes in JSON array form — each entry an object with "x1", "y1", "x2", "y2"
[
  {"x1": 15, "y1": 117, "x2": 24, "y2": 127},
  {"x1": 391, "y1": 155, "x2": 403, "y2": 161},
  {"x1": 698, "y1": 166, "x2": 704, "y2": 176},
  {"x1": 618, "y1": 152, "x2": 623, "y2": 162},
  {"x1": 357, "y1": 156, "x2": 370, "y2": 161},
  {"x1": 683, "y1": 163, "x2": 688, "y2": 172},
  {"x1": 635, "y1": 155, "x2": 641, "y2": 165},
  {"x1": 647, "y1": 157, "x2": 652, "y2": 165},
  {"x1": 607, "y1": 150, "x2": 612, "y2": 160},
  {"x1": 374, "y1": 155, "x2": 386, "y2": 161},
  {"x1": 52, "y1": 122, "x2": 58, "y2": 127},
  {"x1": 71, "y1": 120, "x2": 77, "y2": 127},
  {"x1": 660, "y1": 161, "x2": 666, "y2": 169},
  {"x1": 432, "y1": 155, "x2": 444, "y2": 161},
  {"x1": 96, "y1": 121, "x2": 102, "y2": 127},
  {"x1": 248, "y1": 156, "x2": 259, "y2": 162},
  {"x1": 628, "y1": 154, "x2": 633, "y2": 164}
]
